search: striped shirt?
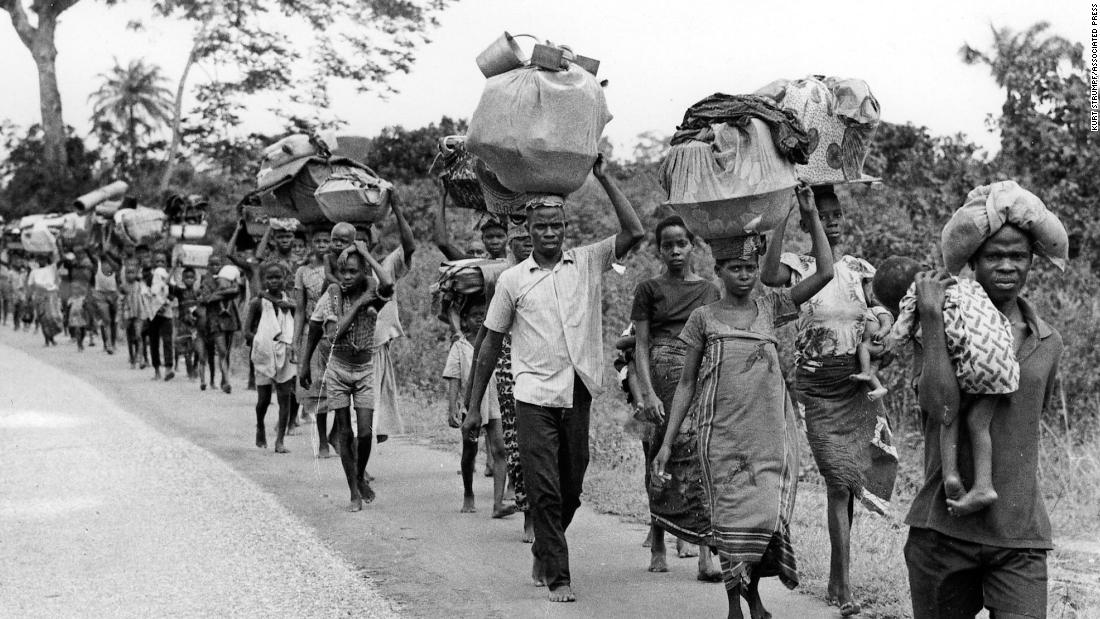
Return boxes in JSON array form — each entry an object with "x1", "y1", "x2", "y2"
[{"x1": 485, "y1": 236, "x2": 616, "y2": 408}]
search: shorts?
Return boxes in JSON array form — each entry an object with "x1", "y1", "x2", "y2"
[
  {"x1": 323, "y1": 354, "x2": 374, "y2": 411},
  {"x1": 904, "y1": 527, "x2": 1047, "y2": 619},
  {"x1": 256, "y1": 361, "x2": 296, "y2": 390},
  {"x1": 255, "y1": 375, "x2": 295, "y2": 396}
]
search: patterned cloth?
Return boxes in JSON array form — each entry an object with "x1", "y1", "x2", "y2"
[
  {"x1": 891, "y1": 277, "x2": 1020, "y2": 398},
  {"x1": 373, "y1": 247, "x2": 409, "y2": 437},
  {"x1": 781, "y1": 253, "x2": 890, "y2": 361},
  {"x1": 311, "y1": 284, "x2": 382, "y2": 355},
  {"x1": 294, "y1": 263, "x2": 328, "y2": 407},
  {"x1": 678, "y1": 293, "x2": 801, "y2": 590},
  {"x1": 495, "y1": 335, "x2": 528, "y2": 512}
]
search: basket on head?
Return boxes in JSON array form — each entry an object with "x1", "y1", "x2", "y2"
[
  {"x1": 436, "y1": 136, "x2": 487, "y2": 212},
  {"x1": 756, "y1": 76, "x2": 881, "y2": 186}
]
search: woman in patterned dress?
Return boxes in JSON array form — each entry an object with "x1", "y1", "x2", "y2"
[
  {"x1": 655, "y1": 183, "x2": 833, "y2": 619},
  {"x1": 761, "y1": 185, "x2": 899, "y2": 616}
]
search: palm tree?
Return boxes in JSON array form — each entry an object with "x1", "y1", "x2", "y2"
[{"x1": 88, "y1": 58, "x2": 174, "y2": 178}]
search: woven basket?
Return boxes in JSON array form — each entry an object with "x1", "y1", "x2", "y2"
[
  {"x1": 474, "y1": 159, "x2": 530, "y2": 215},
  {"x1": 437, "y1": 136, "x2": 487, "y2": 211}
]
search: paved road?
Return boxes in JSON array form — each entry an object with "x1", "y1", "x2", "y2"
[{"x1": 0, "y1": 330, "x2": 836, "y2": 618}]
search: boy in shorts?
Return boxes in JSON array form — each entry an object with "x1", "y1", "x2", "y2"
[
  {"x1": 874, "y1": 256, "x2": 1020, "y2": 516},
  {"x1": 444, "y1": 296, "x2": 511, "y2": 516},
  {"x1": 299, "y1": 241, "x2": 393, "y2": 511}
]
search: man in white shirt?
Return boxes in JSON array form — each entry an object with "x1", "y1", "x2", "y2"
[{"x1": 465, "y1": 156, "x2": 644, "y2": 602}]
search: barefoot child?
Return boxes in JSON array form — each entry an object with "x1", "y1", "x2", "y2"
[
  {"x1": 850, "y1": 307, "x2": 894, "y2": 400},
  {"x1": 66, "y1": 281, "x2": 91, "y2": 351},
  {"x1": 245, "y1": 262, "x2": 297, "y2": 452},
  {"x1": 874, "y1": 256, "x2": 1019, "y2": 516},
  {"x1": 299, "y1": 241, "x2": 393, "y2": 511},
  {"x1": 444, "y1": 297, "x2": 511, "y2": 516}
]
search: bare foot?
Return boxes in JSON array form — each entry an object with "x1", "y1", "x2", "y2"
[
  {"x1": 317, "y1": 447, "x2": 333, "y2": 459},
  {"x1": 866, "y1": 387, "x2": 888, "y2": 401},
  {"x1": 943, "y1": 474, "x2": 966, "y2": 501},
  {"x1": 274, "y1": 443, "x2": 289, "y2": 454},
  {"x1": 461, "y1": 496, "x2": 477, "y2": 513},
  {"x1": 255, "y1": 428, "x2": 266, "y2": 449},
  {"x1": 547, "y1": 585, "x2": 576, "y2": 603},
  {"x1": 648, "y1": 552, "x2": 669, "y2": 573},
  {"x1": 164, "y1": 370, "x2": 175, "y2": 381},
  {"x1": 741, "y1": 581, "x2": 771, "y2": 619},
  {"x1": 532, "y1": 558, "x2": 545, "y2": 587},
  {"x1": 522, "y1": 513, "x2": 535, "y2": 543},
  {"x1": 221, "y1": 383, "x2": 232, "y2": 394},
  {"x1": 642, "y1": 528, "x2": 653, "y2": 548},
  {"x1": 357, "y1": 478, "x2": 376, "y2": 504},
  {"x1": 200, "y1": 383, "x2": 207, "y2": 391},
  {"x1": 697, "y1": 568, "x2": 723, "y2": 582},
  {"x1": 947, "y1": 487, "x2": 998, "y2": 517},
  {"x1": 677, "y1": 540, "x2": 699, "y2": 558},
  {"x1": 492, "y1": 504, "x2": 519, "y2": 519},
  {"x1": 347, "y1": 498, "x2": 362, "y2": 512}
]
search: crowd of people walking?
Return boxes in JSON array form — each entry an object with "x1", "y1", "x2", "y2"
[{"x1": 0, "y1": 166, "x2": 1067, "y2": 618}]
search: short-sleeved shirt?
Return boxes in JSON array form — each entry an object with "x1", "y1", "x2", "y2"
[
  {"x1": 630, "y1": 277, "x2": 721, "y2": 340},
  {"x1": 678, "y1": 290, "x2": 799, "y2": 348},
  {"x1": 484, "y1": 236, "x2": 617, "y2": 408},
  {"x1": 442, "y1": 336, "x2": 499, "y2": 421},
  {"x1": 311, "y1": 284, "x2": 383, "y2": 354},
  {"x1": 294, "y1": 263, "x2": 327, "y2": 319},
  {"x1": 905, "y1": 297, "x2": 1061, "y2": 549},
  {"x1": 780, "y1": 253, "x2": 883, "y2": 362}
]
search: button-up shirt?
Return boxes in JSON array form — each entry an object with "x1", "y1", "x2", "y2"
[{"x1": 485, "y1": 236, "x2": 616, "y2": 408}]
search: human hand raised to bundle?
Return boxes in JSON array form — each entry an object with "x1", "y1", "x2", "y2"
[
  {"x1": 914, "y1": 269, "x2": 955, "y2": 316},
  {"x1": 592, "y1": 153, "x2": 608, "y2": 180},
  {"x1": 794, "y1": 180, "x2": 817, "y2": 219}
]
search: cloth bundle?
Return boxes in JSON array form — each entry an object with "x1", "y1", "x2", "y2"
[
  {"x1": 660, "y1": 118, "x2": 798, "y2": 239},
  {"x1": 467, "y1": 63, "x2": 612, "y2": 196},
  {"x1": 669, "y1": 93, "x2": 812, "y2": 164},
  {"x1": 941, "y1": 180, "x2": 1069, "y2": 274},
  {"x1": 20, "y1": 223, "x2": 56, "y2": 254},
  {"x1": 429, "y1": 258, "x2": 510, "y2": 326},
  {"x1": 435, "y1": 136, "x2": 487, "y2": 212},
  {"x1": 755, "y1": 76, "x2": 880, "y2": 185},
  {"x1": 257, "y1": 156, "x2": 389, "y2": 226},
  {"x1": 114, "y1": 206, "x2": 166, "y2": 246}
]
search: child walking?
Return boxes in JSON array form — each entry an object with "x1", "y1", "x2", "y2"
[
  {"x1": 66, "y1": 281, "x2": 92, "y2": 351},
  {"x1": 299, "y1": 241, "x2": 393, "y2": 511},
  {"x1": 874, "y1": 256, "x2": 1020, "y2": 516},
  {"x1": 245, "y1": 262, "x2": 298, "y2": 452},
  {"x1": 444, "y1": 297, "x2": 511, "y2": 516}
]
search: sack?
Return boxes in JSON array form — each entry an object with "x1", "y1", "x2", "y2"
[
  {"x1": 436, "y1": 136, "x2": 487, "y2": 211},
  {"x1": 659, "y1": 119, "x2": 798, "y2": 239},
  {"x1": 430, "y1": 258, "x2": 510, "y2": 324},
  {"x1": 314, "y1": 166, "x2": 392, "y2": 225},
  {"x1": 756, "y1": 76, "x2": 880, "y2": 185},
  {"x1": 118, "y1": 207, "x2": 166, "y2": 245},
  {"x1": 257, "y1": 158, "x2": 381, "y2": 225},
  {"x1": 174, "y1": 244, "x2": 214, "y2": 268},
  {"x1": 467, "y1": 64, "x2": 612, "y2": 195},
  {"x1": 258, "y1": 134, "x2": 335, "y2": 173},
  {"x1": 20, "y1": 224, "x2": 56, "y2": 254}
]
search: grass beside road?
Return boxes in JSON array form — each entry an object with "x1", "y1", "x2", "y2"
[{"x1": 399, "y1": 387, "x2": 1100, "y2": 619}]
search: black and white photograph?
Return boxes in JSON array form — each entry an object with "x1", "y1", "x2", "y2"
[{"x1": 0, "y1": 0, "x2": 1096, "y2": 617}]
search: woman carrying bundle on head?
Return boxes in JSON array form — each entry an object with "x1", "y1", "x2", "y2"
[
  {"x1": 760, "y1": 184, "x2": 898, "y2": 617},
  {"x1": 630, "y1": 215, "x2": 721, "y2": 580},
  {"x1": 654, "y1": 182, "x2": 833, "y2": 619}
]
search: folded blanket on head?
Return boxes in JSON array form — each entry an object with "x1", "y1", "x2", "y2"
[
  {"x1": 941, "y1": 180, "x2": 1069, "y2": 274},
  {"x1": 669, "y1": 94, "x2": 812, "y2": 164}
]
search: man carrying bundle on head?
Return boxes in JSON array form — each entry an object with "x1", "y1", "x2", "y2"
[{"x1": 465, "y1": 155, "x2": 644, "y2": 603}]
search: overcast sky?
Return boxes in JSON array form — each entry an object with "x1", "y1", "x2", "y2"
[{"x1": 0, "y1": 0, "x2": 1087, "y2": 158}]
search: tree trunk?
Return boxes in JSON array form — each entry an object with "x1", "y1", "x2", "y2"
[
  {"x1": 158, "y1": 33, "x2": 203, "y2": 196},
  {"x1": 3, "y1": 1, "x2": 81, "y2": 185}
]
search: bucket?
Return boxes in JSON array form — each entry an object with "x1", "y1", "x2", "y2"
[
  {"x1": 476, "y1": 32, "x2": 535, "y2": 78},
  {"x1": 73, "y1": 181, "x2": 129, "y2": 212}
]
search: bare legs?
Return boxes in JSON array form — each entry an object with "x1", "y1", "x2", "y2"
[
  {"x1": 460, "y1": 420, "x2": 515, "y2": 517},
  {"x1": 946, "y1": 396, "x2": 1000, "y2": 516},
  {"x1": 825, "y1": 486, "x2": 860, "y2": 615},
  {"x1": 332, "y1": 407, "x2": 375, "y2": 511}
]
